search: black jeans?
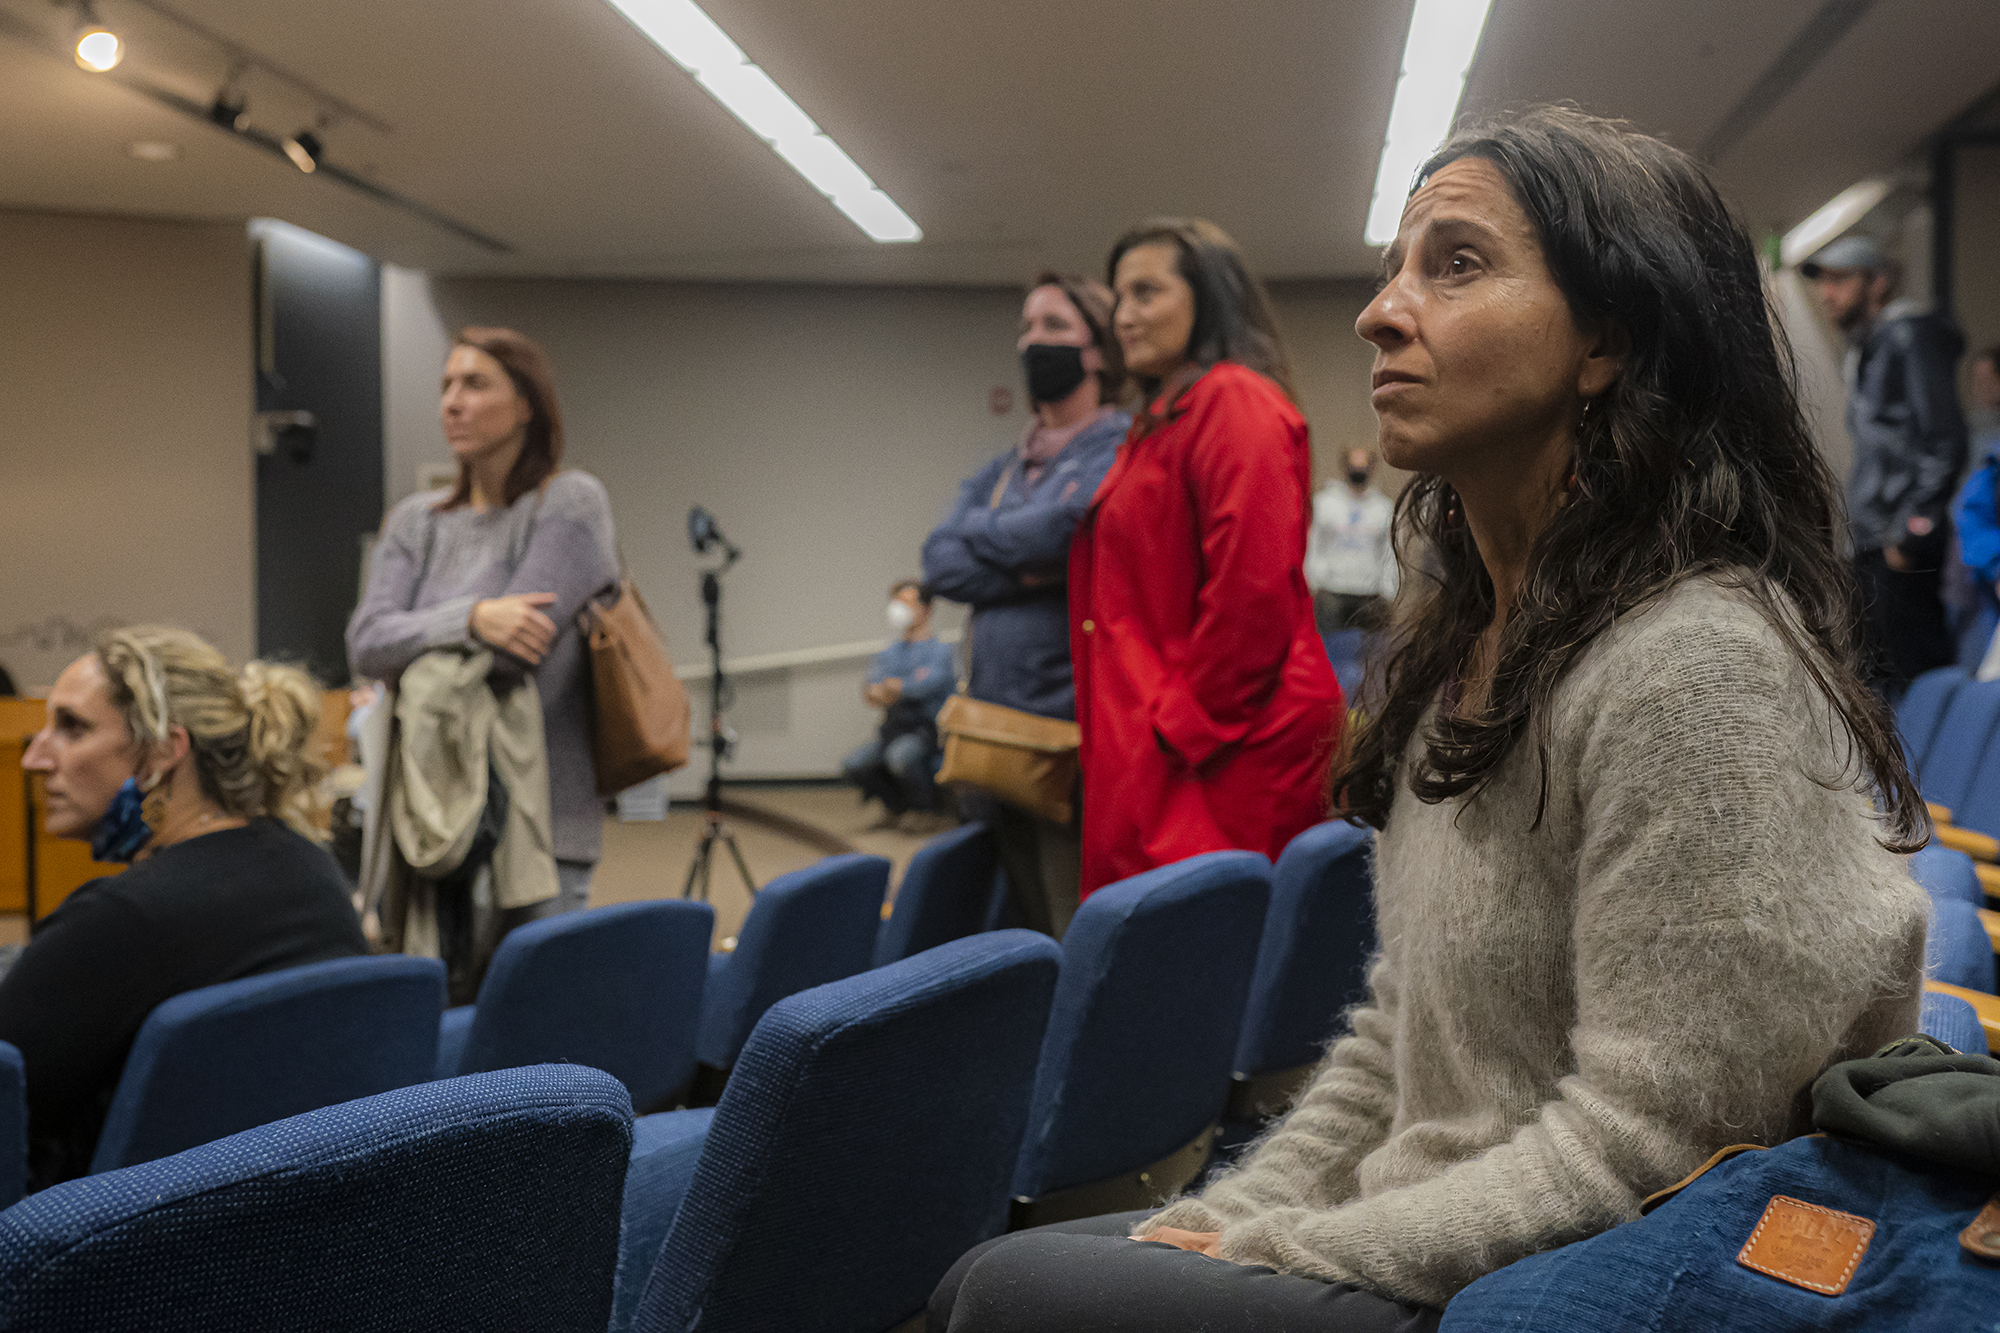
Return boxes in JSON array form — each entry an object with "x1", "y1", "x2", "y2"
[
  {"x1": 1854, "y1": 546, "x2": 1955, "y2": 695},
  {"x1": 928, "y1": 1210, "x2": 1443, "y2": 1333}
]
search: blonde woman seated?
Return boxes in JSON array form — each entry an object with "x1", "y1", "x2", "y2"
[{"x1": 0, "y1": 627, "x2": 366, "y2": 1190}]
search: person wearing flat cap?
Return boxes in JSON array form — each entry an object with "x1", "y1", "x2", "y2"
[{"x1": 1804, "y1": 234, "x2": 1970, "y2": 694}]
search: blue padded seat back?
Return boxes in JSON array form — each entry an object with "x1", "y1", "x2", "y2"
[
  {"x1": 1436, "y1": 1133, "x2": 2000, "y2": 1331},
  {"x1": 1013, "y1": 851, "x2": 1271, "y2": 1199},
  {"x1": 1914, "y1": 678, "x2": 2000, "y2": 811},
  {"x1": 1910, "y1": 843, "x2": 1982, "y2": 908},
  {"x1": 695, "y1": 853, "x2": 889, "y2": 1070},
  {"x1": 1235, "y1": 821, "x2": 1375, "y2": 1076},
  {"x1": 634, "y1": 930, "x2": 1061, "y2": 1333},
  {"x1": 90, "y1": 954, "x2": 445, "y2": 1174},
  {"x1": 0, "y1": 1065, "x2": 632, "y2": 1333},
  {"x1": 0, "y1": 1042, "x2": 22, "y2": 1209},
  {"x1": 874, "y1": 822, "x2": 1000, "y2": 967},
  {"x1": 1928, "y1": 897, "x2": 1998, "y2": 994},
  {"x1": 1896, "y1": 667, "x2": 1966, "y2": 770},
  {"x1": 458, "y1": 899, "x2": 714, "y2": 1110},
  {"x1": 1918, "y1": 990, "x2": 1987, "y2": 1054},
  {"x1": 1958, "y1": 603, "x2": 1998, "y2": 674}
]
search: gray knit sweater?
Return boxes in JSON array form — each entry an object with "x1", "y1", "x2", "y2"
[
  {"x1": 1143, "y1": 576, "x2": 1928, "y2": 1307},
  {"x1": 346, "y1": 472, "x2": 619, "y2": 864}
]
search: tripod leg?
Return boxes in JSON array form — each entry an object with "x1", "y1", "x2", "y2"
[
  {"x1": 684, "y1": 825, "x2": 713, "y2": 901},
  {"x1": 718, "y1": 827, "x2": 759, "y2": 895}
]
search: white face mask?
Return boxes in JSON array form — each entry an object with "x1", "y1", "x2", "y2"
[{"x1": 885, "y1": 600, "x2": 918, "y2": 633}]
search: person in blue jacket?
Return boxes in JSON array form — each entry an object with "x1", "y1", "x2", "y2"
[
  {"x1": 842, "y1": 580, "x2": 959, "y2": 823},
  {"x1": 921, "y1": 271, "x2": 1130, "y2": 937}
]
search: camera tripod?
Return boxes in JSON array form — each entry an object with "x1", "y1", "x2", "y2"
[{"x1": 683, "y1": 514, "x2": 757, "y2": 902}]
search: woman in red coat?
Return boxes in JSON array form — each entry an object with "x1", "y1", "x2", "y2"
[{"x1": 1069, "y1": 218, "x2": 1344, "y2": 895}]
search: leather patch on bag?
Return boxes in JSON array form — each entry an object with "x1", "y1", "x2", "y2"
[
  {"x1": 1961, "y1": 1194, "x2": 2000, "y2": 1263},
  {"x1": 1737, "y1": 1195, "x2": 1874, "y2": 1295}
]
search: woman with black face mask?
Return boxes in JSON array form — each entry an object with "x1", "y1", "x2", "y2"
[{"x1": 921, "y1": 272, "x2": 1130, "y2": 938}]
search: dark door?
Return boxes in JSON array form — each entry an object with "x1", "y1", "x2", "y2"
[{"x1": 251, "y1": 219, "x2": 383, "y2": 686}]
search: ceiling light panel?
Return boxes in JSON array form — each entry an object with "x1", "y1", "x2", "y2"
[
  {"x1": 603, "y1": 0, "x2": 921, "y2": 243},
  {"x1": 1779, "y1": 178, "x2": 1892, "y2": 269},
  {"x1": 1363, "y1": 0, "x2": 1495, "y2": 245}
]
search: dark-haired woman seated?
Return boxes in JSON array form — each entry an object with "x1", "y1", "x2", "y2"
[{"x1": 929, "y1": 106, "x2": 1928, "y2": 1333}]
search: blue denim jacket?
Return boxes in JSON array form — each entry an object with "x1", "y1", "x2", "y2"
[
  {"x1": 1440, "y1": 1134, "x2": 1999, "y2": 1331},
  {"x1": 920, "y1": 412, "x2": 1127, "y2": 720}
]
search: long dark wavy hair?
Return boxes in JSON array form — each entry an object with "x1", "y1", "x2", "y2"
[
  {"x1": 1106, "y1": 217, "x2": 1295, "y2": 435},
  {"x1": 1333, "y1": 106, "x2": 1924, "y2": 851}
]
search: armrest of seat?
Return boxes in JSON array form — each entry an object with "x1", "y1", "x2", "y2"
[
  {"x1": 1924, "y1": 980, "x2": 2000, "y2": 1056},
  {"x1": 1928, "y1": 801, "x2": 1954, "y2": 826},
  {"x1": 1935, "y1": 825, "x2": 1999, "y2": 861},
  {"x1": 1983, "y1": 908, "x2": 2000, "y2": 956}
]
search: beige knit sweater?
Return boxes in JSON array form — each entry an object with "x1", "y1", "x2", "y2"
[{"x1": 1142, "y1": 576, "x2": 1928, "y2": 1307}]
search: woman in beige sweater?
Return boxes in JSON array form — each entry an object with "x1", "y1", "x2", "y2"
[{"x1": 929, "y1": 106, "x2": 1929, "y2": 1333}]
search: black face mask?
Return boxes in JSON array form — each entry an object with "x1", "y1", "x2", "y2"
[
  {"x1": 1021, "y1": 343, "x2": 1090, "y2": 404},
  {"x1": 1346, "y1": 469, "x2": 1370, "y2": 487}
]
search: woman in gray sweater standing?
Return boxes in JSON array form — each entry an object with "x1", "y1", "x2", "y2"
[
  {"x1": 930, "y1": 108, "x2": 1929, "y2": 1332},
  {"x1": 348, "y1": 326, "x2": 618, "y2": 918}
]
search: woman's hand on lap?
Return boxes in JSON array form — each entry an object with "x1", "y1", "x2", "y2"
[{"x1": 1131, "y1": 1227, "x2": 1225, "y2": 1257}]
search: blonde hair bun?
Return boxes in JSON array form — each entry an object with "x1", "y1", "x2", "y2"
[{"x1": 95, "y1": 626, "x2": 328, "y2": 840}]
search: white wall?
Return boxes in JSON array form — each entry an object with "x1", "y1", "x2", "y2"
[
  {"x1": 1955, "y1": 145, "x2": 2000, "y2": 385},
  {"x1": 379, "y1": 274, "x2": 1391, "y2": 786},
  {"x1": 382, "y1": 275, "x2": 1022, "y2": 788},
  {"x1": 0, "y1": 210, "x2": 253, "y2": 692}
]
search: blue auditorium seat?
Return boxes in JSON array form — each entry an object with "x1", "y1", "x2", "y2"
[
  {"x1": 1896, "y1": 666, "x2": 1966, "y2": 771},
  {"x1": 1919, "y1": 989, "x2": 1986, "y2": 1054},
  {"x1": 1218, "y1": 822, "x2": 1374, "y2": 1158},
  {"x1": 436, "y1": 899, "x2": 714, "y2": 1112},
  {"x1": 694, "y1": 853, "x2": 890, "y2": 1078},
  {"x1": 0, "y1": 1065, "x2": 633, "y2": 1332},
  {"x1": 90, "y1": 954, "x2": 445, "y2": 1174},
  {"x1": 1009, "y1": 851, "x2": 1271, "y2": 1228},
  {"x1": 1911, "y1": 843, "x2": 1982, "y2": 907},
  {"x1": 1912, "y1": 678, "x2": 2000, "y2": 813},
  {"x1": 0, "y1": 1042, "x2": 21, "y2": 1209},
  {"x1": 1911, "y1": 845, "x2": 1997, "y2": 997},
  {"x1": 615, "y1": 930, "x2": 1061, "y2": 1333},
  {"x1": 874, "y1": 821, "x2": 1001, "y2": 966}
]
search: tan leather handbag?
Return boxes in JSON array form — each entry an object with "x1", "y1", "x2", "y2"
[
  {"x1": 935, "y1": 693, "x2": 1080, "y2": 825},
  {"x1": 580, "y1": 579, "x2": 692, "y2": 794},
  {"x1": 932, "y1": 459, "x2": 1081, "y2": 824}
]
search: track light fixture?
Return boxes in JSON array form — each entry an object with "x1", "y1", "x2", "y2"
[
  {"x1": 281, "y1": 120, "x2": 327, "y2": 174},
  {"x1": 71, "y1": 1, "x2": 121, "y2": 71},
  {"x1": 207, "y1": 65, "x2": 247, "y2": 130}
]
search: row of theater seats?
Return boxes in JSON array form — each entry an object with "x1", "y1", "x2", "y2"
[
  {"x1": 1892, "y1": 667, "x2": 2000, "y2": 1053},
  {"x1": 0, "y1": 819, "x2": 1381, "y2": 1331}
]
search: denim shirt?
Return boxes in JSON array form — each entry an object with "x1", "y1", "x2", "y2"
[{"x1": 920, "y1": 411, "x2": 1128, "y2": 719}]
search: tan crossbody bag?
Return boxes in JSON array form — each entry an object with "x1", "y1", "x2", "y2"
[
  {"x1": 579, "y1": 571, "x2": 692, "y2": 795},
  {"x1": 933, "y1": 462, "x2": 1082, "y2": 825}
]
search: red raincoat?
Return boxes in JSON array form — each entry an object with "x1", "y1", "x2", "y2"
[{"x1": 1069, "y1": 361, "x2": 1344, "y2": 896}]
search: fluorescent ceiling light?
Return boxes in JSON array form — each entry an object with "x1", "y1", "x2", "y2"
[
  {"x1": 1779, "y1": 177, "x2": 1892, "y2": 269},
  {"x1": 1363, "y1": 0, "x2": 1495, "y2": 245},
  {"x1": 603, "y1": 0, "x2": 921, "y2": 243}
]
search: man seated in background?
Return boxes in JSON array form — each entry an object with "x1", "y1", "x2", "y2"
[{"x1": 842, "y1": 581, "x2": 956, "y2": 828}]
